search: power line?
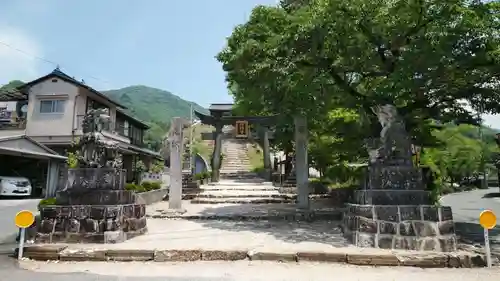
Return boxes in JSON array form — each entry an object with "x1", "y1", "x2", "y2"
[{"x1": 0, "y1": 40, "x2": 113, "y2": 87}]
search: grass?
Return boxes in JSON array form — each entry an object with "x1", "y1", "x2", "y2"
[{"x1": 247, "y1": 142, "x2": 264, "y2": 172}]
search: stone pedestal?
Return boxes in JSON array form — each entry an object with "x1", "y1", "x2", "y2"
[
  {"x1": 36, "y1": 168, "x2": 147, "y2": 243},
  {"x1": 343, "y1": 165, "x2": 457, "y2": 252}
]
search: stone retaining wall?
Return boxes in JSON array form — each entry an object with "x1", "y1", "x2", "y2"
[
  {"x1": 137, "y1": 188, "x2": 168, "y2": 205},
  {"x1": 37, "y1": 203, "x2": 147, "y2": 243},
  {"x1": 343, "y1": 204, "x2": 456, "y2": 252}
]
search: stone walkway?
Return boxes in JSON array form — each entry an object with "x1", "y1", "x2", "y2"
[
  {"x1": 65, "y1": 218, "x2": 350, "y2": 251},
  {"x1": 147, "y1": 200, "x2": 342, "y2": 219}
]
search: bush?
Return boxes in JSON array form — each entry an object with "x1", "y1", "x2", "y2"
[
  {"x1": 125, "y1": 182, "x2": 137, "y2": 191},
  {"x1": 141, "y1": 181, "x2": 152, "y2": 191},
  {"x1": 203, "y1": 171, "x2": 211, "y2": 179},
  {"x1": 67, "y1": 152, "x2": 79, "y2": 168},
  {"x1": 150, "y1": 162, "x2": 164, "y2": 173},
  {"x1": 194, "y1": 173, "x2": 204, "y2": 180},
  {"x1": 38, "y1": 197, "x2": 57, "y2": 207},
  {"x1": 150, "y1": 181, "x2": 162, "y2": 190},
  {"x1": 135, "y1": 185, "x2": 146, "y2": 193}
]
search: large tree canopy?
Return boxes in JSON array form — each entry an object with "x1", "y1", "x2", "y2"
[{"x1": 217, "y1": 0, "x2": 500, "y2": 148}]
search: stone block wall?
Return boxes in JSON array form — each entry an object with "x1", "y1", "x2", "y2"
[
  {"x1": 37, "y1": 204, "x2": 147, "y2": 243},
  {"x1": 37, "y1": 168, "x2": 147, "y2": 244},
  {"x1": 343, "y1": 204, "x2": 456, "y2": 252}
]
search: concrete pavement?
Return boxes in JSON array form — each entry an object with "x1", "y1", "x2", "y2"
[
  {"x1": 11, "y1": 258, "x2": 500, "y2": 281},
  {"x1": 0, "y1": 198, "x2": 39, "y2": 246}
]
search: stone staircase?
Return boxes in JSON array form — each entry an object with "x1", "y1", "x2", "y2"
[
  {"x1": 189, "y1": 178, "x2": 296, "y2": 204},
  {"x1": 220, "y1": 138, "x2": 253, "y2": 175}
]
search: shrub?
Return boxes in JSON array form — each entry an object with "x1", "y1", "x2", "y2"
[
  {"x1": 67, "y1": 152, "x2": 79, "y2": 168},
  {"x1": 194, "y1": 173, "x2": 204, "y2": 180},
  {"x1": 125, "y1": 182, "x2": 137, "y2": 191},
  {"x1": 38, "y1": 197, "x2": 57, "y2": 207},
  {"x1": 150, "y1": 161, "x2": 164, "y2": 173},
  {"x1": 135, "y1": 185, "x2": 146, "y2": 193},
  {"x1": 141, "y1": 181, "x2": 153, "y2": 191},
  {"x1": 150, "y1": 181, "x2": 162, "y2": 190}
]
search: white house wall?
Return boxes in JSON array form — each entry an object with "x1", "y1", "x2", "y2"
[{"x1": 25, "y1": 78, "x2": 79, "y2": 137}]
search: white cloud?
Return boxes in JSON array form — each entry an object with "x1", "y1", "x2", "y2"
[{"x1": 0, "y1": 26, "x2": 43, "y2": 85}]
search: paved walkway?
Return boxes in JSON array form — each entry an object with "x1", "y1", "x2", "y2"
[{"x1": 66, "y1": 218, "x2": 350, "y2": 251}]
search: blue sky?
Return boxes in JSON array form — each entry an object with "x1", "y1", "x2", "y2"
[
  {"x1": 0, "y1": 0, "x2": 277, "y2": 107},
  {"x1": 1, "y1": 0, "x2": 500, "y2": 128}
]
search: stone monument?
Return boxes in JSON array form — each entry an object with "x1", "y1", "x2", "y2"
[
  {"x1": 36, "y1": 109, "x2": 147, "y2": 243},
  {"x1": 167, "y1": 117, "x2": 186, "y2": 211},
  {"x1": 343, "y1": 104, "x2": 457, "y2": 252}
]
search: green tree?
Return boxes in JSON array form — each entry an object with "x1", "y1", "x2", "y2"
[
  {"x1": 217, "y1": 0, "x2": 500, "y2": 149},
  {"x1": 421, "y1": 124, "x2": 498, "y2": 191}
]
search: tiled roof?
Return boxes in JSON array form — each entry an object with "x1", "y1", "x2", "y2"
[
  {"x1": 19, "y1": 68, "x2": 126, "y2": 109},
  {"x1": 116, "y1": 108, "x2": 150, "y2": 129},
  {"x1": 208, "y1": 103, "x2": 233, "y2": 111}
]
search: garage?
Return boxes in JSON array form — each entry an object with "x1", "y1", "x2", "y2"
[{"x1": 0, "y1": 135, "x2": 66, "y2": 198}]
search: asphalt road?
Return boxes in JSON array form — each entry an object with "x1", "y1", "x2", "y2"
[
  {"x1": 0, "y1": 198, "x2": 39, "y2": 246},
  {"x1": 441, "y1": 186, "x2": 500, "y2": 248}
]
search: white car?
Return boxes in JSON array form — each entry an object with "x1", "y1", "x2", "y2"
[{"x1": 0, "y1": 176, "x2": 32, "y2": 197}]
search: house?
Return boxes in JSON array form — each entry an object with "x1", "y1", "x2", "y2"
[
  {"x1": 0, "y1": 88, "x2": 66, "y2": 198},
  {"x1": 7, "y1": 68, "x2": 162, "y2": 191}
]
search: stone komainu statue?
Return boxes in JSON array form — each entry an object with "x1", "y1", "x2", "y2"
[{"x1": 369, "y1": 104, "x2": 413, "y2": 166}]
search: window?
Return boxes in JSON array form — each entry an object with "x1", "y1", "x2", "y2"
[{"x1": 39, "y1": 100, "x2": 66, "y2": 113}]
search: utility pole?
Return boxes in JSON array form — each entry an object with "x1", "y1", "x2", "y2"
[
  {"x1": 478, "y1": 104, "x2": 488, "y2": 189},
  {"x1": 189, "y1": 103, "x2": 194, "y2": 174}
]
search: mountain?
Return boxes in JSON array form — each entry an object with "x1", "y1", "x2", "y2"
[{"x1": 103, "y1": 85, "x2": 208, "y2": 125}]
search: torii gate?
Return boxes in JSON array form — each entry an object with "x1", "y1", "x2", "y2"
[{"x1": 194, "y1": 104, "x2": 310, "y2": 209}]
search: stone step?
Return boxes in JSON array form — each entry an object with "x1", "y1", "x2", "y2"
[
  {"x1": 207, "y1": 180, "x2": 271, "y2": 186},
  {"x1": 195, "y1": 191, "x2": 290, "y2": 198},
  {"x1": 190, "y1": 197, "x2": 295, "y2": 204},
  {"x1": 200, "y1": 186, "x2": 279, "y2": 192}
]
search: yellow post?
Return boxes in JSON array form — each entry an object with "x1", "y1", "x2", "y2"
[
  {"x1": 14, "y1": 210, "x2": 35, "y2": 260},
  {"x1": 479, "y1": 210, "x2": 497, "y2": 268}
]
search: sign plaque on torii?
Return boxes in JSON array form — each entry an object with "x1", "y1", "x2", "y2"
[{"x1": 235, "y1": 120, "x2": 249, "y2": 138}]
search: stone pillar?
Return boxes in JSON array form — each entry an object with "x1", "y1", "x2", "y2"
[
  {"x1": 294, "y1": 115, "x2": 309, "y2": 209},
  {"x1": 169, "y1": 117, "x2": 184, "y2": 210},
  {"x1": 211, "y1": 123, "x2": 223, "y2": 182},
  {"x1": 262, "y1": 128, "x2": 271, "y2": 181}
]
